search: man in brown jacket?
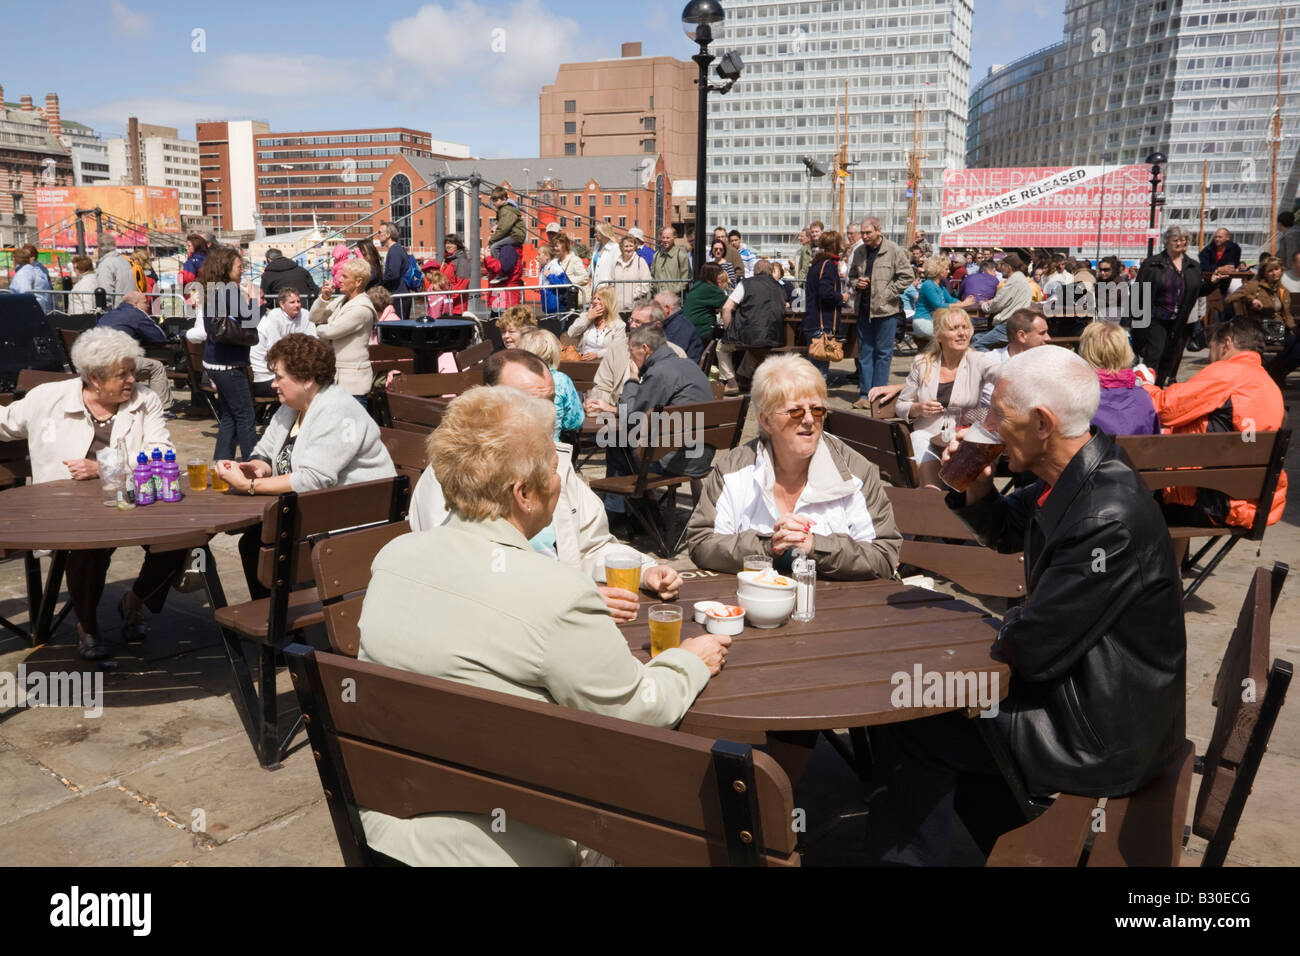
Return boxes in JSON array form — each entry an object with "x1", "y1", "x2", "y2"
[{"x1": 847, "y1": 218, "x2": 914, "y2": 406}]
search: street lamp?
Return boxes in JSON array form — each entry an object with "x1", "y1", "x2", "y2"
[
  {"x1": 683, "y1": 0, "x2": 728, "y2": 281},
  {"x1": 1145, "y1": 150, "x2": 1167, "y2": 258},
  {"x1": 280, "y1": 163, "x2": 294, "y2": 234}
]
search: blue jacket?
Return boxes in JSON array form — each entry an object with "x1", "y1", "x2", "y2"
[
  {"x1": 663, "y1": 309, "x2": 705, "y2": 364},
  {"x1": 802, "y1": 256, "x2": 841, "y2": 336},
  {"x1": 914, "y1": 279, "x2": 957, "y2": 322},
  {"x1": 98, "y1": 302, "x2": 167, "y2": 345},
  {"x1": 11, "y1": 263, "x2": 54, "y2": 313}
]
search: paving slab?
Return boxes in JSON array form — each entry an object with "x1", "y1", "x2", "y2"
[
  {"x1": 0, "y1": 740, "x2": 77, "y2": 825},
  {"x1": 190, "y1": 799, "x2": 342, "y2": 867}
]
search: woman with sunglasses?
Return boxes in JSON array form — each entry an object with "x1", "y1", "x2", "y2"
[{"x1": 686, "y1": 354, "x2": 901, "y2": 580}]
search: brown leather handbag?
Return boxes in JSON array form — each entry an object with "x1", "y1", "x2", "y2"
[{"x1": 806, "y1": 260, "x2": 843, "y2": 361}]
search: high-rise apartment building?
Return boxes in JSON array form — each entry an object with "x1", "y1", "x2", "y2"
[
  {"x1": 62, "y1": 120, "x2": 111, "y2": 186},
  {"x1": 107, "y1": 121, "x2": 203, "y2": 216},
  {"x1": 540, "y1": 42, "x2": 698, "y2": 185},
  {"x1": 253, "y1": 127, "x2": 469, "y2": 238},
  {"x1": 967, "y1": 0, "x2": 1299, "y2": 257},
  {"x1": 704, "y1": 0, "x2": 974, "y2": 255},
  {"x1": 197, "y1": 120, "x2": 271, "y2": 233}
]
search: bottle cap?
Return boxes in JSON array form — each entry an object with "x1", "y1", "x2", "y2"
[
  {"x1": 137, "y1": 452, "x2": 148, "y2": 463},
  {"x1": 151, "y1": 448, "x2": 163, "y2": 459},
  {"x1": 164, "y1": 449, "x2": 176, "y2": 461}
]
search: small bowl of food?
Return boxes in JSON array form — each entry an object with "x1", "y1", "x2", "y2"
[
  {"x1": 693, "y1": 600, "x2": 726, "y2": 624},
  {"x1": 737, "y1": 569, "x2": 798, "y2": 600},
  {"x1": 704, "y1": 604, "x2": 746, "y2": 636},
  {"x1": 735, "y1": 590, "x2": 796, "y2": 629}
]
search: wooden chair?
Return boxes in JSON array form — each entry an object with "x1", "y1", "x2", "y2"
[
  {"x1": 378, "y1": 426, "x2": 428, "y2": 487},
  {"x1": 367, "y1": 344, "x2": 416, "y2": 379},
  {"x1": 284, "y1": 643, "x2": 799, "y2": 866},
  {"x1": 987, "y1": 564, "x2": 1292, "y2": 867},
  {"x1": 212, "y1": 476, "x2": 410, "y2": 769},
  {"x1": 559, "y1": 359, "x2": 599, "y2": 393},
  {"x1": 697, "y1": 337, "x2": 718, "y2": 374},
  {"x1": 883, "y1": 486, "x2": 1026, "y2": 599},
  {"x1": 386, "y1": 367, "x2": 482, "y2": 398},
  {"x1": 382, "y1": 391, "x2": 444, "y2": 434},
  {"x1": 58, "y1": 328, "x2": 79, "y2": 365},
  {"x1": 589, "y1": 396, "x2": 750, "y2": 558},
  {"x1": 453, "y1": 340, "x2": 493, "y2": 371},
  {"x1": 310, "y1": 522, "x2": 411, "y2": 657},
  {"x1": 825, "y1": 407, "x2": 919, "y2": 488},
  {"x1": 16, "y1": 368, "x2": 75, "y2": 391},
  {"x1": 1116, "y1": 430, "x2": 1291, "y2": 601},
  {"x1": 0, "y1": 400, "x2": 49, "y2": 644}
]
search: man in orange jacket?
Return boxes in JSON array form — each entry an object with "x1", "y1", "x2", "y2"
[{"x1": 1143, "y1": 316, "x2": 1287, "y2": 528}]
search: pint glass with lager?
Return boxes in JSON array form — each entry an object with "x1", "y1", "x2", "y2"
[
  {"x1": 604, "y1": 553, "x2": 642, "y2": 594},
  {"x1": 938, "y1": 423, "x2": 1005, "y2": 493},
  {"x1": 648, "y1": 604, "x2": 683, "y2": 658}
]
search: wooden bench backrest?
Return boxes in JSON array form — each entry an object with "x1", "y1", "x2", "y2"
[
  {"x1": 387, "y1": 367, "x2": 482, "y2": 397},
  {"x1": 288, "y1": 646, "x2": 799, "y2": 866},
  {"x1": 453, "y1": 340, "x2": 493, "y2": 371},
  {"x1": 884, "y1": 486, "x2": 1026, "y2": 598},
  {"x1": 311, "y1": 522, "x2": 410, "y2": 656},
  {"x1": 1086, "y1": 739, "x2": 1196, "y2": 866},
  {"x1": 367, "y1": 344, "x2": 416, "y2": 378},
  {"x1": 59, "y1": 328, "x2": 79, "y2": 361},
  {"x1": 254, "y1": 476, "x2": 410, "y2": 590},
  {"x1": 1193, "y1": 564, "x2": 1279, "y2": 843},
  {"x1": 1116, "y1": 430, "x2": 1291, "y2": 538},
  {"x1": 16, "y1": 368, "x2": 75, "y2": 392},
  {"x1": 825, "y1": 408, "x2": 917, "y2": 488},
  {"x1": 378, "y1": 426, "x2": 428, "y2": 488},
  {"x1": 385, "y1": 392, "x2": 444, "y2": 434},
  {"x1": 640, "y1": 396, "x2": 751, "y2": 461},
  {"x1": 558, "y1": 360, "x2": 599, "y2": 390}
]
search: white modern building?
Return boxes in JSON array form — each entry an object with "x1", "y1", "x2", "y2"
[
  {"x1": 967, "y1": 0, "x2": 1300, "y2": 259},
  {"x1": 704, "y1": 0, "x2": 974, "y2": 255},
  {"x1": 108, "y1": 122, "x2": 203, "y2": 217},
  {"x1": 60, "y1": 121, "x2": 110, "y2": 186}
]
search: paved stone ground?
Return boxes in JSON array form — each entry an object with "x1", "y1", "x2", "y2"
[{"x1": 0, "y1": 347, "x2": 1295, "y2": 867}]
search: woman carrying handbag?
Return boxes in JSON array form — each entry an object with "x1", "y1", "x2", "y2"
[
  {"x1": 803, "y1": 230, "x2": 845, "y2": 378},
  {"x1": 197, "y1": 246, "x2": 260, "y2": 460}
]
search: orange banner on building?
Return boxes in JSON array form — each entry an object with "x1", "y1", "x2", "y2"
[{"x1": 35, "y1": 185, "x2": 182, "y2": 248}]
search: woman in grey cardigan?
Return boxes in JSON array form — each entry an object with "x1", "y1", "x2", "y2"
[
  {"x1": 309, "y1": 257, "x2": 377, "y2": 402},
  {"x1": 215, "y1": 333, "x2": 395, "y2": 598}
]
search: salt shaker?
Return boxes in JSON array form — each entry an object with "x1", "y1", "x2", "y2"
[{"x1": 792, "y1": 553, "x2": 816, "y2": 623}]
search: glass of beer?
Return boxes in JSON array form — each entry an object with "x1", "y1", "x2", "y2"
[
  {"x1": 743, "y1": 554, "x2": 772, "y2": 572},
  {"x1": 648, "y1": 604, "x2": 683, "y2": 658},
  {"x1": 938, "y1": 422, "x2": 1006, "y2": 493},
  {"x1": 187, "y1": 459, "x2": 208, "y2": 491},
  {"x1": 208, "y1": 463, "x2": 230, "y2": 493},
  {"x1": 604, "y1": 553, "x2": 642, "y2": 594}
]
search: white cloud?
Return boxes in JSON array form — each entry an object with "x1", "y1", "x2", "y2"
[
  {"x1": 109, "y1": 0, "x2": 152, "y2": 37},
  {"x1": 78, "y1": 97, "x2": 245, "y2": 134},
  {"x1": 199, "y1": 54, "x2": 359, "y2": 101},
  {"x1": 386, "y1": 0, "x2": 579, "y2": 104}
]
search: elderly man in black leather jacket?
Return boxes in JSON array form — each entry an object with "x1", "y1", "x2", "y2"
[{"x1": 865, "y1": 345, "x2": 1185, "y2": 866}]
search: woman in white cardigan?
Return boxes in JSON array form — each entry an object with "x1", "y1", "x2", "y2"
[
  {"x1": 309, "y1": 257, "x2": 376, "y2": 403},
  {"x1": 895, "y1": 307, "x2": 1001, "y2": 488},
  {"x1": 589, "y1": 220, "x2": 622, "y2": 291},
  {"x1": 610, "y1": 235, "x2": 651, "y2": 315},
  {"x1": 215, "y1": 333, "x2": 395, "y2": 598},
  {"x1": 0, "y1": 328, "x2": 185, "y2": 660}
]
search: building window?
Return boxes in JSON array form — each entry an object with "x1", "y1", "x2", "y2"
[
  {"x1": 559, "y1": 217, "x2": 567, "y2": 228},
  {"x1": 564, "y1": 100, "x2": 576, "y2": 113},
  {"x1": 559, "y1": 194, "x2": 567, "y2": 206},
  {"x1": 574, "y1": 194, "x2": 581, "y2": 205},
  {"x1": 643, "y1": 139, "x2": 656, "y2": 153},
  {"x1": 603, "y1": 194, "x2": 611, "y2": 206},
  {"x1": 643, "y1": 116, "x2": 656, "y2": 130},
  {"x1": 389, "y1": 173, "x2": 412, "y2": 245},
  {"x1": 564, "y1": 142, "x2": 576, "y2": 155},
  {"x1": 618, "y1": 216, "x2": 626, "y2": 228},
  {"x1": 12, "y1": 194, "x2": 24, "y2": 215},
  {"x1": 619, "y1": 194, "x2": 627, "y2": 206},
  {"x1": 564, "y1": 121, "x2": 576, "y2": 134}
]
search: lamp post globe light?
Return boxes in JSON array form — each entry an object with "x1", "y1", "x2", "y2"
[
  {"x1": 1145, "y1": 151, "x2": 1168, "y2": 258},
  {"x1": 683, "y1": 0, "x2": 726, "y2": 280}
]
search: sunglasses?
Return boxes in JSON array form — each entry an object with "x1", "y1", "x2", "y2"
[{"x1": 780, "y1": 405, "x2": 827, "y2": 421}]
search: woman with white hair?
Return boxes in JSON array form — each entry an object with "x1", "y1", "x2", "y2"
[
  {"x1": 355, "y1": 385, "x2": 729, "y2": 865},
  {"x1": 687, "y1": 354, "x2": 901, "y2": 580},
  {"x1": 310, "y1": 257, "x2": 377, "y2": 404},
  {"x1": 0, "y1": 327, "x2": 185, "y2": 660},
  {"x1": 895, "y1": 307, "x2": 1001, "y2": 488},
  {"x1": 1134, "y1": 224, "x2": 1214, "y2": 381}
]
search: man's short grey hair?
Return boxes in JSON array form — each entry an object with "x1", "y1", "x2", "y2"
[
  {"x1": 628, "y1": 322, "x2": 667, "y2": 352},
  {"x1": 381, "y1": 221, "x2": 400, "y2": 241},
  {"x1": 1163, "y1": 224, "x2": 1191, "y2": 245},
  {"x1": 630, "y1": 299, "x2": 667, "y2": 328},
  {"x1": 653, "y1": 289, "x2": 681, "y2": 312},
  {"x1": 70, "y1": 327, "x2": 144, "y2": 384},
  {"x1": 861, "y1": 218, "x2": 881, "y2": 232},
  {"x1": 997, "y1": 345, "x2": 1099, "y2": 438},
  {"x1": 97, "y1": 233, "x2": 117, "y2": 253},
  {"x1": 266, "y1": 248, "x2": 283, "y2": 260},
  {"x1": 753, "y1": 258, "x2": 775, "y2": 277}
]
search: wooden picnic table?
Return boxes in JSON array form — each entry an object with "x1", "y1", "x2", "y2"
[
  {"x1": 619, "y1": 572, "x2": 1009, "y2": 781},
  {"x1": 0, "y1": 476, "x2": 269, "y2": 645}
]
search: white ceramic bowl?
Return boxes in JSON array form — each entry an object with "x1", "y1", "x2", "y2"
[
  {"x1": 693, "y1": 601, "x2": 727, "y2": 624},
  {"x1": 704, "y1": 605, "x2": 746, "y2": 636},
  {"x1": 737, "y1": 569, "x2": 798, "y2": 600},
  {"x1": 736, "y1": 589, "x2": 796, "y2": 628}
]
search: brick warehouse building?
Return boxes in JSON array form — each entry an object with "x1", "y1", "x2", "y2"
[
  {"x1": 0, "y1": 86, "x2": 75, "y2": 248},
  {"x1": 371, "y1": 152, "x2": 671, "y2": 266}
]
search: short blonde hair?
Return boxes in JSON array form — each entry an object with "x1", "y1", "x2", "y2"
[
  {"x1": 751, "y1": 354, "x2": 827, "y2": 422},
  {"x1": 339, "y1": 257, "x2": 372, "y2": 285},
  {"x1": 923, "y1": 256, "x2": 949, "y2": 281},
  {"x1": 497, "y1": 305, "x2": 536, "y2": 334},
  {"x1": 519, "y1": 327, "x2": 562, "y2": 368},
  {"x1": 428, "y1": 386, "x2": 556, "y2": 520},
  {"x1": 70, "y1": 327, "x2": 144, "y2": 384},
  {"x1": 1078, "y1": 320, "x2": 1134, "y2": 372}
]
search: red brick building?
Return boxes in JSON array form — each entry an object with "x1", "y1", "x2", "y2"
[{"x1": 0, "y1": 87, "x2": 75, "y2": 248}]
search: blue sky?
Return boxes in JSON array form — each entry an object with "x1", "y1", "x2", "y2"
[{"x1": 7, "y1": 0, "x2": 1065, "y2": 156}]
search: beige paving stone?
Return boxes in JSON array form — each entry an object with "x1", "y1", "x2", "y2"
[
  {"x1": 190, "y1": 799, "x2": 342, "y2": 867},
  {"x1": 0, "y1": 741, "x2": 77, "y2": 824}
]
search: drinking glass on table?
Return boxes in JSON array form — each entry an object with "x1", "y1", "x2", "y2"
[
  {"x1": 648, "y1": 604, "x2": 683, "y2": 658},
  {"x1": 208, "y1": 462, "x2": 229, "y2": 492},
  {"x1": 187, "y1": 459, "x2": 208, "y2": 491},
  {"x1": 604, "y1": 553, "x2": 642, "y2": 594},
  {"x1": 744, "y1": 554, "x2": 773, "y2": 572}
]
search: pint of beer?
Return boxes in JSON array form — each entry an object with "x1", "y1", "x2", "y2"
[
  {"x1": 604, "y1": 553, "x2": 642, "y2": 594},
  {"x1": 938, "y1": 423, "x2": 1005, "y2": 493},
  {"x1": 209, "y1": 464, "x2": 230, "y2": 493},
  {"x1": 187, "y1": 460, "x2": 208, "y2": 491},
  {"x1": 648, "y1": 605, "x2": 683, "y2": 658}
]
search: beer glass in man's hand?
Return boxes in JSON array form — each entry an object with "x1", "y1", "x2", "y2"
[{"x1": 939, "y1": 424, "x2": 1001, "y2": 502}]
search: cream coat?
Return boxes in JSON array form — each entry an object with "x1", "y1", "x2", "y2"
[
  {"x1": 609, "y1": 255, "x2": 651, "y2": 312},
  {"x1": 309, "y1": 292, "x2": 376, "y2": 396},
  {"x1": 567, "y1": 314, "x2": 630, "y2": 405},
  {"x1": 895, "y1": 348, "x2": 1001, "y2": 438},
  {"x1": 0, "y1": 378, "x2": 171, "y2": 484},
  {"x1": 356, "y1": 513, "x2": 710, "y2": 866}
]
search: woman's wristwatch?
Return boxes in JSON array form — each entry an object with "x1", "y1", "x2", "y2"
[{"x1": 248, "y1": 478, "x2": 257, "y2": 496}]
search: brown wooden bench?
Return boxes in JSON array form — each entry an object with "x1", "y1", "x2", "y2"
[
  {"x1": 386, "y1": 367, "x2": 482, "y2": 398},
  {"x1": 882, "y1": 486, "x2": 1026, "y2": 599},
  {"x1": 284, "y1": 642, "x2": 799, "y2": 866},
  {"x1": 825, "y1": 407, "x2": 918, "y2": 488},
  {"x1": 1116, "y1": 430, "x2": 1290, "y2": 601},
  {"x1": 987, "y1": 563, "x2": 1292, "y2": 867},
  {"x1": 559, "y1": 359, "x2": 599, "y2": 393},
  {"x1": 15, "y1": 368, "x2": 75, "y2": 391},
  {"x1": 378, "y1": 426, "x2": 428, "y2": 487},
  {"x1": 0, "y1": 393, "x2": 49, "y2": 643},
  {"x1": 212, "y1": 476, "x2": 410, "y2": 769},
  {"x1": 382, "y1": 391, "x2": 444, "y2": 434},
  {"x1": 367, "y1": 344, "x2": 416, "y2": 379},
  {"x1": 310, "y1": 521, "x2": 411, "y2": 657},
  {"x1": 589, "y1": 396, "x2": 750, "y2": 558},
  {"x1": 453, "y1": 339, "x2": 493, "y2": 371}
]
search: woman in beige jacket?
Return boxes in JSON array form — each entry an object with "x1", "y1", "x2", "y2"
[
  {"x1": 895, "y1": 307, "x2": 1001, "y2": 488},
  {"x1": 309, "y1": 257, "x2": 376, "y2": 401}
]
